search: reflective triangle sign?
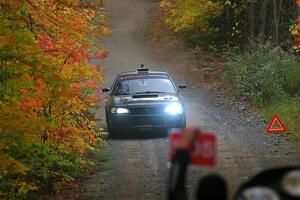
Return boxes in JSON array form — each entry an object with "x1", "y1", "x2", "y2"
[{"x1": 267, "y1": 115, "x2": 286, "y2": 133}]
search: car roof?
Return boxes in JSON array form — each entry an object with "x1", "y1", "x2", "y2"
[{"x1": 119, "y1": 69, "x2": 169, "y2": 76}]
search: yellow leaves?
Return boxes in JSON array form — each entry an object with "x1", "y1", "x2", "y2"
[
  {"x1": 0, "y1": 153, "x2": 28, "y2": 177},
  {"x1": 0, "y1": 1, "x2": 107, "y2": 198},
  {"x1": 1, "y1": 0, "x2": 108, "y2": 172},
  {"x1": 12, "y1": 181, "x2": 38, "y2": 192},
  {"x1": 162, "y1": 0, "x2": 223, "y2": 34},
  {"x1": 100, "y1": 27, "x2": 112, "y2": 36},
  {"x1": 0, "y1": 35, "x2": 15, "y2": 46},
  {"x1": 160, "y1": 1, "x2": 175, "y2": 8},
  {"x1": 0, "y1": 105, "x2": 46, "y2": 140}
]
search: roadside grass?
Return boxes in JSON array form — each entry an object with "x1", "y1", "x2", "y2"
[
  {"x1": 147, "y1": 5, "x2": 300, "y2": 139},
  {"x1": 94, "y1": 142, "x2": 113, "y2": 171},
  {"x1": 265, "y1": 99, "x2": 300, "y2": 139},
  {"x1": 225, "y1": 44, "x2": 300, "y2": 138},
  {"x1": 42, "y1": 140, "x2": 111, "y2": 200},
  {"x1": 0, "y1": 138, "x2": 110, "y2": 200}
]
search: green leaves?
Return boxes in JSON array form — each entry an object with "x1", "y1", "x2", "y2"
[
  {"x1": 0, "y1": 0, "x2": 109, "y2": 198},
  {"x1": 227, "y1": 45, "x2": 294, "y2": 104}
]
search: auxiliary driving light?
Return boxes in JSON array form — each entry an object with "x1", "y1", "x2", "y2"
[
  {"x1": 164, "y1": 102, "x2": 183, "y2": 115},
  {"x1": 111, "y1": 107, "x2": 129, "y2": 114}
]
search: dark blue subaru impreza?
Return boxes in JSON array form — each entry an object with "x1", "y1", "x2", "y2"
[{"x1": 102, "y1": 66, "x2": 186, "y2": 136}]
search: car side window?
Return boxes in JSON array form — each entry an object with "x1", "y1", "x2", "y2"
[{"x1": 115, "y1": 81, "x2": 129, "y2": 94}]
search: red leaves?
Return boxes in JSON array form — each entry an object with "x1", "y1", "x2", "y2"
[
  {"x1": 292, "y1": 33, "x2": 300, "y2": 37},
  {"x1": 35, "y1": 77, "x2": 44, "y2": 84},
  {"x1": 293, "y1": 1, "x2": 300, "y2": 50},
  {"x1": 38, "y1": 31, "x2": 100, "y2": 64},
  {"x1": 19, "y1": 98, "x2": 44, "y2": 115},
  {"x1": 71, "y1": 81, "x2": 97, "y2": 94},
  {"x1": 2, "y1": 0, "x2": 107, "y2": 158},
  {"x1": 19, "y1": 76, "x2": 48, "y2": 115},
  {"x1": 11, "y1": 0, "x2": 21, "y2": 4},
  {"x1": 38, "y1": 33, "x2": 57, "y2": 53},
  {"x1": 26, "y1": 76, "x2": 33, "y2": 82},
  {"x1": 294, "y1": 39, "x2": 300, "y2": 46},
  {"x1": 97, "y1": 51, "x2": 109, "y2": 60},
  {"x1": 52, "y1": 73, "x2": 61, "y2": 81}
]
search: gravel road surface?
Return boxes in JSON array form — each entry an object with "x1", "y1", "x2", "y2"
[{"x1": 86, "y1": 0, "x2": 300, "y2": 199}]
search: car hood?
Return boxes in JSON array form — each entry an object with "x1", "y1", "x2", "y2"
[{"x1": 113, "y1": 93, "x2": 180, "y2": 106}]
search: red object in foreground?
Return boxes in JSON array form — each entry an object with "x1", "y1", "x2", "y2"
[
  {"x1": 169, "y1": 131, "x2": 217, "y2": 167},
  {"x1": 267, "y1": 115, "x2": 287, "y2": 133}
]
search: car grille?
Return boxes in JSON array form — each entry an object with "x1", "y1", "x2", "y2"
[
  {"x1": 130, "y1": 106, "x2": 164, "y2": 114},
  {"x1": 131, "y1": 116, "x2": 164, "y2": 126}
]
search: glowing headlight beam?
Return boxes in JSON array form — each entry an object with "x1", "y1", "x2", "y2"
[
  {"x1": 111, "y1": 108, "x2": 129, "y2": 114},
  {"x1": 164, "y1": 102, "x2": 183, "y2": 115}
]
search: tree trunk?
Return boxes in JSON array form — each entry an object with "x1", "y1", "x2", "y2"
[
  {"x1": 258, "y1": 0, "x2": 271, "y2": 43},
  {"x1": 248, "y1": 1, "x2": 256, "y2": 40},
  {"x1": 273, "y1": 0, "x2": 279, "y2": 43}
]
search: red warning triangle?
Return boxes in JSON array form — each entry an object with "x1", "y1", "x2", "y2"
[{"x1": 267, "y1": 115, "x2": 286, "y2": 133}]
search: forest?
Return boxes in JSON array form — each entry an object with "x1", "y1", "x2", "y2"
[
  {"x1": 1, "y1": 0, "x2": 300, "y2": 199},
  {"x1": 0, "y1": 0, "x2": 109, "y2": 199},
  {"x1": 149, "y1": 0, "x2": 300, "y2": 135}
]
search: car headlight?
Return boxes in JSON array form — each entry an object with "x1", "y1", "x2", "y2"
[
  {"x1": 282, "y1": 170, "x2": 300, "y2": 197},
  {"x1": 111, "y1": 107, "x2": 129, "y2": 114},
  {"x1": 164, "y1": 102, "x2": 183, "y2": 115}
]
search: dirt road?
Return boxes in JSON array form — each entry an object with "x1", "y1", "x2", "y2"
[{"x1": 88, "y1": 0, "x2": 300, "y2": 199}]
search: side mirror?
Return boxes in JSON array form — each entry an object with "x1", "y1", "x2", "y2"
[
  {"x1": 102, "y1": 88, "x2": 110, "y2": 92},
  {"x1": 178, "y1": 84, "x2": 187, "y2": 89}
]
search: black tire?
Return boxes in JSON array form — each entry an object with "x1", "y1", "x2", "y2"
[
  {"x1": 105, "y1": 114, "x2": 115, "y2": 139},
  {"x1": 106, "y1": 123, "x2": 117, "y2": 139},
  {"x1": 161, "y1": 128, "x2": 169, "y2": 137},
  {"x1": 182, "y1": 115, "x2": 186, "y2": 129},
  {"x1": 182, "y1": 121, "x2": 186, "y2": 129},
  {"x1": 108, "y1": 129, "x2": 118, "y2": 139}
]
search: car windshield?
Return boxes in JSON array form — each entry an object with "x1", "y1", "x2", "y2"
[{"x1": 113, "y1": 74, "x2": 176, "y2": 95}]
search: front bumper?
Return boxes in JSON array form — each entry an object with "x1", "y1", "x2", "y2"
[{"x1": 107, "y1": 113, "x2": 186, "y2": 130}]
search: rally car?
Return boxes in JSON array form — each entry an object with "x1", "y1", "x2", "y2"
[{"x1": 102, "y1": 66, "x2": 186, "y2": 136}]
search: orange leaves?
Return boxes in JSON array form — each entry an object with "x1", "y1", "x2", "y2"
[
  {"x1": 38, "y1": 31, "x2": 99, "y2": 66},
  {"x1": 97, "y1": 51, "x2": 109, "y2": 60},
  {"x1": 0, "y1": 153, "x2": 29, "y2": 176},
  {"x1": 45, "y1": 120, "x2": 97, "y2": 153},
  {"x1": 38, "y1": 33, "x2": 57, "y2": 53},
  {"x1": 11, "y1": 0, "x2": 20, "y2": 4},
  {"x1": 293, "y1": 1, "x2": 300, "y2": 51},
  {"x1": 19, "y1": 76, "x2": 48, "y2": 115},
  {"x1": 0, "y1": 35, "x2": 16, "y2": 46},
  {"x1": 19, "y1": 98, "x2": 43, "y2": 114},
  {"x1": 160, "y1": 1, "x2": 177, "y2": 9},
  {"x1": 52, "y1": 73, "x2": 61, "y2": 81},
  {"x1": 0, "y1": 1, "x2": 108, "y2": 195},
  {"x1": 1, "y1": 0, "x2": 108, "y2": 158}
]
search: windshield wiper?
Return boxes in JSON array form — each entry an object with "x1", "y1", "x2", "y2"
[
  {"x1": 116, "y1": 92, "x2": 130, "y2": 95},
  {"x1": 135, "y1": 91, "x2": 166, "y2": 94}
]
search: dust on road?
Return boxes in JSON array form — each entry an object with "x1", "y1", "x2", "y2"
[{"x1": 87, "y1": 0, "x2": 300, "y2": 199}]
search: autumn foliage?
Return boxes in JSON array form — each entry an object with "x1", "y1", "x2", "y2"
[
  {"x1": 292, "y1": 0, "x2": 300, "y2": 51},
  {"x1": 149, "y1": 0, "x2": 300, "y2": 136},
  {"x1": 0, "y1": 0, "x2": 109, "y2": 198}
]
